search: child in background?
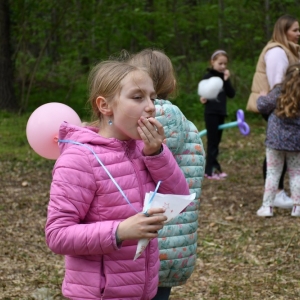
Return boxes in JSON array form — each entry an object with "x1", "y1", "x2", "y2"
[
  {"x1": 45, "y1": 60, "x2": 190, "y2": 300},
  {"x1": 129, "y1": 48, "x2": 205, "y2": 300},
  {"x1": 199, "y1": 49, "x2": 235, "y2": 180},
  {"x1": 256, "y1": 63, "x2": 300, "y2": 217}
]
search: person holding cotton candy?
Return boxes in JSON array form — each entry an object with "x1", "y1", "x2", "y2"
[{"x1": 198, "y1": 49, "x2": 235, "y2": 180}]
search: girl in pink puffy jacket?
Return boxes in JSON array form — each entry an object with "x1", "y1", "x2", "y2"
[{"x1": 45, "y1": 60, "x2": 190, "y2": 300}]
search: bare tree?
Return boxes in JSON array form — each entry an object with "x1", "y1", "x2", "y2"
[
  {"x1": 0, "y1": 0, "x2": 17, "y2": 111},
  {"x1": 265, "y1": 0, "x2": 270, "y2": 40},
  {"x1": 218, "y1": 0, "x2": 224, "y2": 48}
]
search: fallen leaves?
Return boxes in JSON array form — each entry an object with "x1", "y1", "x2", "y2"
[{"x1": 1, "y1": 127, "x2": 300, "y2": 299}]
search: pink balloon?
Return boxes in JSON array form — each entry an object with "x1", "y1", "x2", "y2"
[{"x1": 26, "y1": 102, "x2": 82, "y2": 160}]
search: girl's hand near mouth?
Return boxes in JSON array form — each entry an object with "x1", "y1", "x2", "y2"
[{"x1": 138, "y1": 116, "x2": 165, "y2": 156}]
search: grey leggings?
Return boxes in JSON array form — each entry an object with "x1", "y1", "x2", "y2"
[{"x1": 262, "y1": 148, "x2": 300, "y2": 206}]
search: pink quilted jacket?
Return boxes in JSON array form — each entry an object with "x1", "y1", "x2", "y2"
[{"x1": 45, "y1": 122, "x2": 189, "y2": 300}]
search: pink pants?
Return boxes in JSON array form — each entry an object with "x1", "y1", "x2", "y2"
[{"x1": 263, "y1": 148, "x2": 300, "y2": 206}]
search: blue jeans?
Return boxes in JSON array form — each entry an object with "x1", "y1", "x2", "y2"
[{"x1": 152, "y1": 287, "x2": 172, "y2": 300}]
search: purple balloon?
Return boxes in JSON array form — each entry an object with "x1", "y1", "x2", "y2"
[{"x1": 236, "y1": 109, "x2": 250, "y2": 136}]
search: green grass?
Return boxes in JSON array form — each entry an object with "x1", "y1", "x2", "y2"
[
  {"x1": 0, "y1": 110, "x2": 35, "y2": 161},
  {"x1": 0, "y1": 110, "x2": 57, "y2": 183}
]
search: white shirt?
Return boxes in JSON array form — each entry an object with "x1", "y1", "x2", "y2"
[{"x1": 264, "y1": 47, "x2": 288, "y2": 89}]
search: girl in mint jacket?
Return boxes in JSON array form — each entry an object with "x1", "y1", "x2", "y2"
[{"x1": 130, "y1": 49, "x2": 205, "y2": 300}]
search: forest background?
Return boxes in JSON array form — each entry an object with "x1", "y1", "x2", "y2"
[
  {"x1": 1, "y1": 0, "x2": 300, "y2": 126},
  {"x1": 2, "y1": 1, "x2": 300, "y2": 299}
]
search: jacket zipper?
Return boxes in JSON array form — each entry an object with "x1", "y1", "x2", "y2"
[
  {"x1": 123, "y1": 142, "x2": 145, "y2": 206},
  {"x1": 141, "y1": 245, "x2": 150, "y2": 300},
  {"x1": 124, "y1": 142, "x2": 149, "y2": 300}
]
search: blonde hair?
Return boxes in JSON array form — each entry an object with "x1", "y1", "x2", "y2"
[
  {"x1": 271, "y1": 14, "x2": 299, "y2": 58},
  {"x1": 129, "y1": 49, "x2": 177, "y2": 99},
  {"x1": 276, "y1": 63, "x2": 300, "y2": 118},
  {"x1": 87, "y1": 61, "x2": 148, "y2": 122}
]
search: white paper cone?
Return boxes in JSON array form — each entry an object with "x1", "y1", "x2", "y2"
[
  {"x1": 133, "y1": 238, "x2": 151, "y2": 260},
  {"x1": 133, "y1": 192, "x2": 196, "y2": 260}
]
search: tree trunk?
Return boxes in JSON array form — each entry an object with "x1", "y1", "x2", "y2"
[
  {"x1": 0, "y1": 0, "x2": 17, "y2": 111},
  {"x1": 218, "y1": 0, "x2": 224, "y2": 48},
  {"x1": 265, "y1": 0, "x2": 270, "y2": 40},
  {"x1": 145, "y1": 0, "x2": 154, "y2": 43}
]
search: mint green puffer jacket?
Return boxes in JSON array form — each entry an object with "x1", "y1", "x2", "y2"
[{"x1": 155, "y1": 99, "x2": 205, "y2": 287}]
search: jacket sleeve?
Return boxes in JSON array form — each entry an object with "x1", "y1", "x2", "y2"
[
  {"x1": 143, "y1": 145, "x2": 190, "y2": 196},
  {"x1": 45, "y1": 148, "x2": 120, "y2": 256},
  {"x1": 223, "y1": 79, "x2": 235, "y2": 98},
  {"x1": 257, "y1": 86, "x2": 280, "y2": 115}
]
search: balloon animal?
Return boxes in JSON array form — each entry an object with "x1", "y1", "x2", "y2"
[{"x1": 199, "y1": 109, "x2": 250, "y2": 137}]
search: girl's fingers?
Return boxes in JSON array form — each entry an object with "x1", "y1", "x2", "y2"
[
  {"x1": 137, "y1": 126, "x2": 147, "y2": 141},
  {"x1": 143, "y1": 211, "x2": 167, "y2": 225},
  {"x1": 139, "y1": 117, "x2": 158, "y2": 133},
  {"x1": 138, "y1": 117, "x2": 165, "y2": 155},
  {"x1": 138, "y1": 120, "x2": 164, "y2": 144},
  {"x1": 143, "y1": 232, "x2": 159, "y2": 239},
  {"x1": 138, "y1": 125, "x2": 153, "y2": 142},
  {"x1": 147, "y1": 117, "x2": 164, "y2": 136},
  {"x1": 146, "y1": 224, "x2": 164, "y2": 232},
  {"x1": 141, "y1": 222, "x2": 164, "y2": 237},
  {"x1": 145, "y1": 216, "x2": 167, "y2": 226},
  {"x1": 118, "y1": 211, "x2": 166, "y2": 240},
  {"x1": 139, "y1": 117, "x2": 164, "y2": 141},
  {"x1": 137, "y1": 119, "x2": 152, "y2": 141},
  {"x1": 147, "y1": 207, "x2": 166, "y2": 215}
]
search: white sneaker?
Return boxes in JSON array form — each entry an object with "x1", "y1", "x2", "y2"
[
  {"x1": 257, "y1": 206, "x2": 273, "y2": 217},
  {"x1": 291, "y1": 205, "x2": 300, "y2": 217},
  {"x1": 273, "y1": 190, "x2": 293, "y2": 209}
]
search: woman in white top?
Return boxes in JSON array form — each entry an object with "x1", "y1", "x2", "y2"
[
  {"x1": 265, "y1": 16, "x2": 300, "y2": 89},
  {"x1": 247, "y1": 14, "x2": 300, "y2": 210}
]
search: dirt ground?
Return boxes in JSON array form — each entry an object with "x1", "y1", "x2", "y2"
[{"x1": 1, "y1": 128, "x2": 300, "y2": 300}]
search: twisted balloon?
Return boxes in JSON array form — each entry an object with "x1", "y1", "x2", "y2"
[{"x1": 199, "y1": 109, "x2": 250, "y2": 137}]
